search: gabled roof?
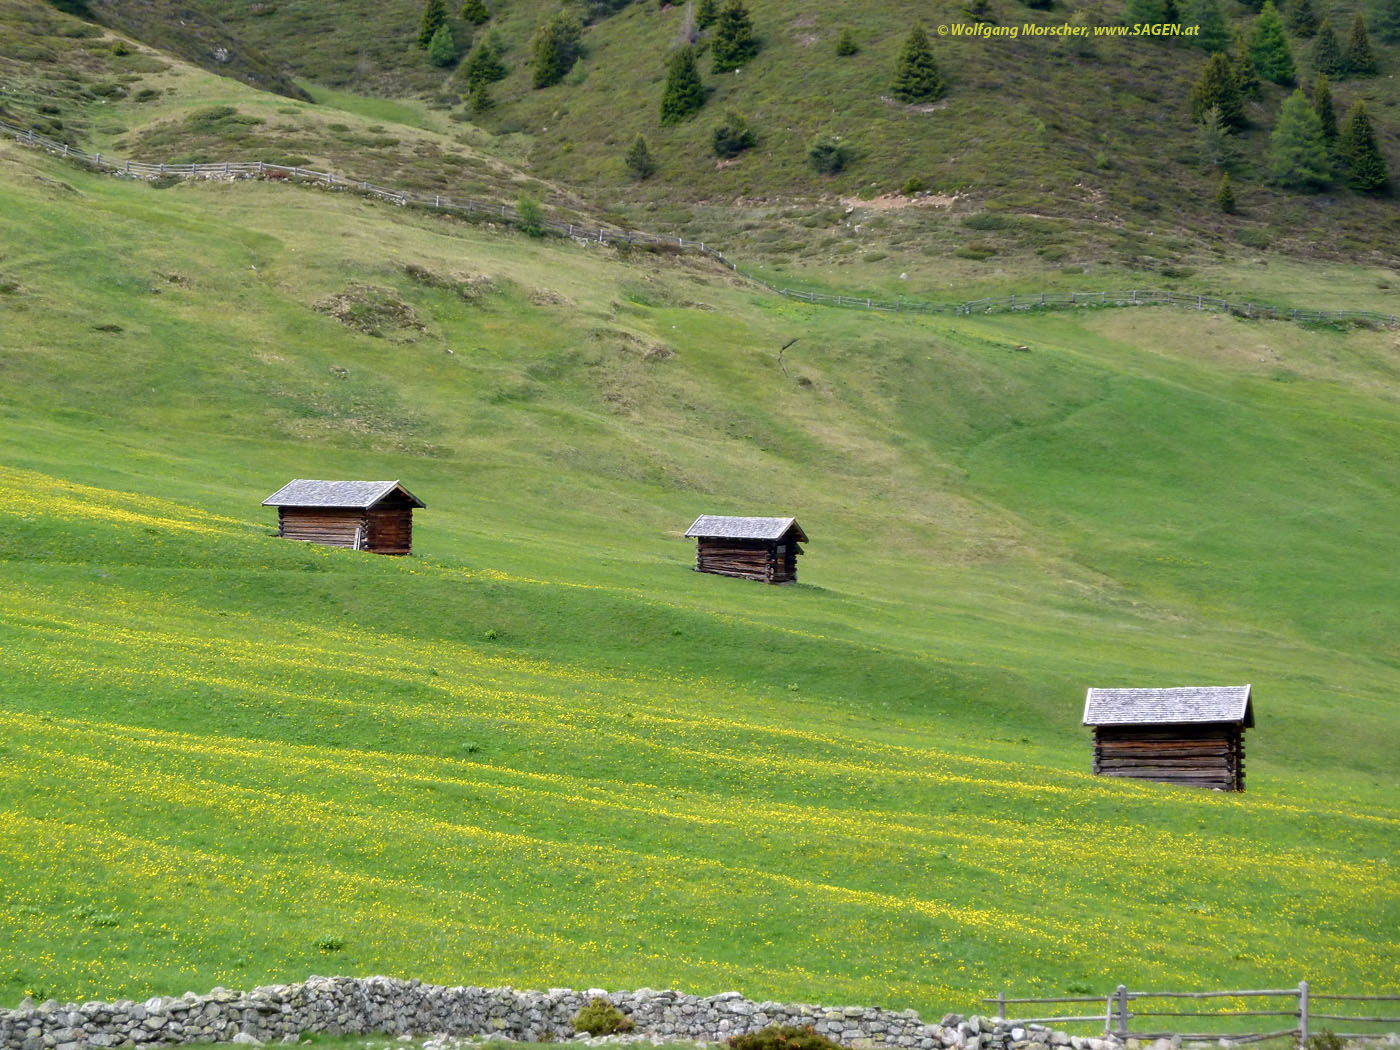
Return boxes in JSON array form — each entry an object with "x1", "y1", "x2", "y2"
[
  {"x1": 684, "y1": 515, "x2": 808, "y2": 543},
  {"x1": 262, "y1": 480, "x2": 425, "y2": 510},
  {"x1": 1083, "y1": 685, "x2": 1253, "y2": 727}
]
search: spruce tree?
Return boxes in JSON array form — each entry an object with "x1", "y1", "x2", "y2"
[
  {"x1": 1183, "y1": 0, "x2": 1229, "y2": 51},
  {"x1": 1270, "y1": 88, "x2": 1331, "y2": 188},
  {"x1": 710, "y1": 0, "x2": 758, "y2": 73},
  {"x1": 1344, "y1": 12, "x2": 1378, "y2": 74},
  {"x1": 712, "y1": 109, "x2": 755, "y2": 156},
  {"x1": 1217, "y1": 171, "x2": 1237, "y2": 211},
  {"x1": 1198, "y1": 104, "x2": 1235, "y2": 166},
  {"x1": 1250, "y1": 2, "x2": 1296, "y2": 84},
  {"x1": 465, "y1": 30, "x2": 508, "y2": 84},
  {"x1": 695, "y1": 0, "x2": 717, "y2": 29},
  {"x1": 659, "y1": 45, "x2": 705, "y2": 124},
  {"x1": 1312, "y1": 74, "x2": 1337, "y2": 140},
  {"x1": 1311, "y1": 18, "x2": 1345, "y2": 75},
  {"x1": 1284, "y1": 0, "x2": 1317, "y2": 35},
  {"x1": 624, "y1": 135, "x2": 657, "y2": 179},
  {"x1": 1191, "y1": 52, "x2": 1245, "y2": 126},
  {"x1": 1339, "y1": 100, "x2": 1390, "y2": 191},
  {"x1": 1230, "y1": 28, "x2": 1262, "y2": 97},
  {"x1": 836, "y1": 27, "x2": 859, "y2": 55},
  {"x1": 530, "y1": 10, "x2": 583, "y2": 88},
  {"x1": 1374, "y1": 0, "x2": 1400, "y2": 42},
  {"x1": 1126, "y1": 0, "x2": 1166, "y2": 25},
  {"x1": 461, "y1": 0, "x2": 489, "y2": 23},
  {"x1": 418, "y1": 0, "x2": 448, "y2": 47},
  {"x1": 891, "y1": 25, "x2": 945, "y2": 103},
  {"x1": 467, "y1": 79, "x2": 493, "y2": 113},
  {"x1": 427, "y1": 23, "x2": 457, "y2": 65}
]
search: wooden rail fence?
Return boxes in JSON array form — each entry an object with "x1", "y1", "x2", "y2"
[
  {"x1": 983, "y1": 982, "x2": 1400, "y2": 1046},
  {"x1": 3, "y1": 119, "x2": 1396, "y2": 330}
]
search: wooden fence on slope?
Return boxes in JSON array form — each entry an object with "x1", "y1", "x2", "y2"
[
  {"x1": 3, "y1": 119, "x2": 1396, "y2": 330},
  {"x1": 982, "y1": 982, "x2": 1400, "y2": 1045}
]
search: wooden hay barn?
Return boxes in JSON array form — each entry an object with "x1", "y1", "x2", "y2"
[
  {"x1": 684, "y1": 515, "x2": 807, "y2": 584},
  {"x1": 1083, "y1": 685, "x2": 1253, "y2": 792},
  {"x1": 262, "y1": 480, "x2": 425, "y2": 555}
]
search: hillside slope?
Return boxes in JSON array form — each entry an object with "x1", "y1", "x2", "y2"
[
  {"x1": 0, "y1": 142, "x2": 1397, "y2": 1011},
  {"x1": 66, "y1": 0, "x2": 1400, "y2": 276}
]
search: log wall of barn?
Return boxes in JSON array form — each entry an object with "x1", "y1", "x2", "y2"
[
  {"x1": 278, "y1": 508, "x2": 367, "y2": 549},
  {"x1": 695, "y1": 540, "x2": 797, "y2": 583},
  {"x1": 1092, "y1": 723, "x2": 1245, "y2": 791}
]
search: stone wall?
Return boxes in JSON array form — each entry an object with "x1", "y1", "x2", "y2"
[{"x1": 0, "y1": 979, "x2": 1128, "y2": 1050}]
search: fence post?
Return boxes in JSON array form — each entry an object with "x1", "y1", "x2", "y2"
[
  {"x1": 1297, "y1": 980, "x2": 1309, "y2": 1048},
  {"x1": 1116, "y1": 985, "x2": 1128, "y2": 1040},
  {"x1": 996, "y1": 992, "x2": 1005, "y2": 1022}
]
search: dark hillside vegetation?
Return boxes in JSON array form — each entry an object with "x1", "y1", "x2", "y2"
[{"x1": 50, "y1": 0, "x2": 1399, "y2": 275}]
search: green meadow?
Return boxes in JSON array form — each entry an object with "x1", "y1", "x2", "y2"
[{"x1": 0, "y1": 142, "x2": 1397, "y2": 1017}]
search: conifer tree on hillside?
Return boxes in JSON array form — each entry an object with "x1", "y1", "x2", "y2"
[
  {"x1": 624, "y1": 134, "x2": 657, "y2": 178},
  {"x1": 712, "y1": 109, "x2": 756, "y2": 156},
  {"x1": 465, "y1": 30, "x2": 508, "y2": 84},
  {"x1": 1250, "y1": 2, "x2": 1296, "y2": 84},
  {"x1": 1374, "y1": 0, "x2": 1400, "y2": 42},
  {"x1": 710, "y1": 0, "x2": 758, "y2": 73},
  {"x1": 1183, "y1": 0, "x2": 1230, "y2": 51},
  {"x1": 1311, "y1": 18, "x2": 1345, "y2": 74},
  {"x1": 467, "y1": 79, "x2": 493, "y2": 113},
  {"x1": 1230, "y1": 28, "x2": 1262, "y2": 97},
  {"x1": 1284, "y1": 0, "x2": 1317, "y2": 36},
  {"x1": 696, "y1": 0, "x2": 718, "y2": 29},
  {"x1": 419, "y1": 0, "x2": 448, "y2": 48},
  {"x1": 1218, "y1": 171, "x2": 1238, "y2": 211},
  {"x1": 1345, "y1": 12, "x2": 1378, "y2": 74},
  {"x1": 427, "y1": 23, "x2": 456, "y2": 65},
  {"x1": 1191, "y1": 52, "x2": 1246, "y2": 126},
  {"x1": 1270, "y1": 87, "x2": 1331, "y2": 187},
  {"x1": 891, "y1": 25, "x2": 945, "y2": 102},
  {"x1": 1126, "y1": 0, "x2": 1166, "y2": 25},
  {"x1": 1311, "y1": 74, "x2": 1337, "y2": 140},
  {"x1": 659, "y1": 45, "x2": 705, "y2": 124},
  {"x1": 836, "y1": 27, "x2": 859, "y2": 55},
  {"x1": 1339, "y1": 100, "x2": 1390, "y2": 191},
  {"x1": 461, "y1": 0, "x2": 489, "y2": 24},
  {"x1": 530, "y1": 10, "x2": 583, "y2": 88},
  {"x1": 1197, "y1": 104, "x2": 1236, "y2": 166}
]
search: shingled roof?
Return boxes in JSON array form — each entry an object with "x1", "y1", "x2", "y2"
[
  {"x1": 684, "y1": 515, "x2": 808, "y2": 542},
  {"x1": 262, "y1": 480, "x2": 425, "y2": 510},
  {"x1": 1083, "y1": 685, "x2": 1253, "y2": 727}
]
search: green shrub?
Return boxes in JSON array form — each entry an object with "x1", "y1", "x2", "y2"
[
  {"x1": 572, "y1": 998, "x2": 634, "y2": 1036},
  {"x1": 712, "y1": 110, "x2": 756, "y2": 157},
  {"x1": 729, "y1": 1026, "x2": 847, "y2": 1050},
  {"x1": 516, "y1": 194, "x2": 545, "y2": 236},
  {"x1": 807, "y1": 135, "x2": 850, "y2": 174}
]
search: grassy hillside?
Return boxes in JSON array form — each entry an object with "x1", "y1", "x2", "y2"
[
  {"x1": 1, "y1": 141, "x2": 1397, "y2": 1013},
  {"x1": 60, "y1": 0, "x2": 1400, "y2": 275}
]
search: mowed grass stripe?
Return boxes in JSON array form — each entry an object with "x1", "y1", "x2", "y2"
[{"x1": 4, "y1": 716, "x2": 1396, "y2": 979}]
